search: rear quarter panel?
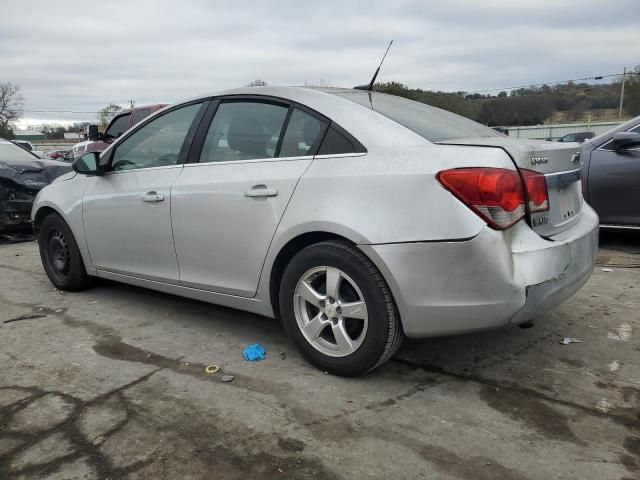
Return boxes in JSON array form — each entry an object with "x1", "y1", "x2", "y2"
[
  {"x1": 277, "y1": 144, "x2": 515, "y2": 245},
  {"x1": 256, "y1": 143, "x2": 517, "y2": 307}
]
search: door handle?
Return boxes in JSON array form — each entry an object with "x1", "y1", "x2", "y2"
[
  {"x1": 142, "y1": 191, "x2": 164, "y2": 203},
  {"x1": 244, "y1": 186, "x2": 278, "y2": 198}
]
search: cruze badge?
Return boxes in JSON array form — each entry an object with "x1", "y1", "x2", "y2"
[{"x1": 531, "y1": 156, "x2": 549, "y2": 165}]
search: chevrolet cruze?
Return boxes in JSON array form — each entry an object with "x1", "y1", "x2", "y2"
[{"x1": 32, "y1": 86, "x2": 598, "y2": 376}]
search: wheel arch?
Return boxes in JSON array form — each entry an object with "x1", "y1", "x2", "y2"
[
  {"x1": 33, "y1": 205, "x2": 63, "y2": 233},
  {"x1": 268, "y1": 231, "x2": 351, "y2": 318},
  {"x1": 266, "y1": 229, "x2": 402, "y2": 325},
  {"x1": 32, "y1": 202, "x2": 95, "y2": 275}
]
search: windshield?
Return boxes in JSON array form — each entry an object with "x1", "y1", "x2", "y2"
[
  {"x1": 332, "y1": 91, "x2": 501, "y2": 143},
  {"x1": 0, "y1": 140, "x2": 40, "y2": 162},
  {"x1": 105, "y1": 113, "x2": 131, "y2": 138}
]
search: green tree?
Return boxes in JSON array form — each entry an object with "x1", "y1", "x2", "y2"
[{"x1": 624, "y1": 65, "x2": 640, "y2": 116}]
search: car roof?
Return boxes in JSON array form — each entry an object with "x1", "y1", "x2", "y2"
[{"x1": 171, "y1": 86, "x2": 428, "y2": 148}]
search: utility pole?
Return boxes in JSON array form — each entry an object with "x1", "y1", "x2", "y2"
[
  {"x1": 618, "y1": 67, "x2": 626, "y2": 119},
  {"x1": 129, "y1": 99, "x2": 136, "y2": 109}
]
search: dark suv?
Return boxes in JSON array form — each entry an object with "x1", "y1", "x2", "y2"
[{"x1": 557, "y1": 132, "x2": 595, "y2": 143}]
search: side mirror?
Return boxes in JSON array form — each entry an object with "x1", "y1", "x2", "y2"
[
  {"x1": 87, "y1": 124, "x2": 100, "y2": 141},
  {"x1": 72, "y1": 152, "x2": 101, "y2": 175},
  {"x1": 611, "y1": 132, "x2": 640, "y2": 150}
]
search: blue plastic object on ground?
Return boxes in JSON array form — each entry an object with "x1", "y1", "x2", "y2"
[{"x1": 243, "y1": 343, "x2": 266, "y2": 362}]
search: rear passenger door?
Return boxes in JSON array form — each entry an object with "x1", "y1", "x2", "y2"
[{"x1": 171, "y1": 98, "x2": 327, "y2": 297}]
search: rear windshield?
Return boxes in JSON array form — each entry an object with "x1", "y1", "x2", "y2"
[
  {"x1": 0, "y1": 140, "x2": 40, "y2": 162},
  {"x1": 332, "y1": 91, "x2": 501, "y2": 143}
]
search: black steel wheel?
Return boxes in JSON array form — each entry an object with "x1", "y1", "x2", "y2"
[{"x1": 38, "y1": 213, "x2": 91, "y2": 291}]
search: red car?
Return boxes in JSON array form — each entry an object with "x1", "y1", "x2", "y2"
[{"x1": 71, "y1": 104, "x2": 166, "y2": 159}]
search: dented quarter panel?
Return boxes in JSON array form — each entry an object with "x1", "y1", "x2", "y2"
[{"x1": 360, "y1": 203, "x2": 598, "y2": 337}]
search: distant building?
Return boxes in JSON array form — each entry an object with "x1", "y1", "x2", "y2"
[{"x1": 14, "y1": 129, "x2": 46, "y2": 141}]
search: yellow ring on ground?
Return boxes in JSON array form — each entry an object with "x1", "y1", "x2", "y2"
[{"x1": 205, "y1": 365, "x2": 220, "y2": 374}]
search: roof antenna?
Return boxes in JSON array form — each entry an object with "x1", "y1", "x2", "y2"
[{"x1": 354, "y1": 40, "x2": 393, "y2": 91}]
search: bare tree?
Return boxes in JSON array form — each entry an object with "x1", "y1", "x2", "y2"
[
  {"x1": 304, "y1": 79, "x2": 332, "y2": 88},
  {"x1": 247, "y1": 79, "x2": 268, "y2": 87},
  {"x1": 97, "y1": 103, "x2": 124, "y2": 129},
  {"x1": 0, "y1": 82, "x2": 24, "y2": 138}
]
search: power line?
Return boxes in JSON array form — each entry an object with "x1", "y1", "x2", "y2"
[
  {"x1": 19, "y1": 71, "x2": 635, "y2": 114},
  {"x1": 21, "y1": 109, "x2": 100, "y2": 114},
  {"x1": 464, "y1": 73, "x2": 624, "y2": 94}
]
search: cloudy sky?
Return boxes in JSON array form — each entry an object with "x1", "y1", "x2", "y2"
[{"x1": 2, "y1": 0, "x2": 639, "y2": 127}]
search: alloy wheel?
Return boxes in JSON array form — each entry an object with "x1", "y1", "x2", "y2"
[{"x1": 293, "y1": 266, "x2": 369, "y2": 357}]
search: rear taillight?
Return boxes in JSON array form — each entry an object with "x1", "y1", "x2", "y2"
[
  {"x1": 521, "y1": 169, "x2": 549, "y2": 213},
  {"x1": 437, "y1": 168, "x2": 526, "y2": 229}
]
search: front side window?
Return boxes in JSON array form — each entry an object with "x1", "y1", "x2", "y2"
[
  {"x1": 279, "y1": 108, "x2": 325, "y2": 157},
  {"x1": 105, "y1": 113, "x2": 131, "y2": 139},
  {"x1": 110, "y1": 103, "x2": 201, "y2": 171},
  {"x1": 199, "y1": 101, "x2": 288, "y2": 163},
  {"x1": 598, "y1": 124, "x2": 640, "y2": 151}
]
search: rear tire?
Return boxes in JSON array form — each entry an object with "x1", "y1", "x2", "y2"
[
  {"x1": 279, "y1": 240, "x2": 404, "y2": 376},
  {"x1": 38, "y1": 213, "x2": 91, "y2": 291}
]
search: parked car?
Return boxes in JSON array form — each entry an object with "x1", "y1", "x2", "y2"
[
  {"x1": 10, "y1": 140, "x2": 48, "y2": 158},
  {"x1": 32, "y1": 87, "x2": 598, "y2": 375},
  {"x1": 48, "y1": 150, "x2": 71, "y2": 160},
  {"x1": 71, "y1": 104, "x2": 166, "y2": 158},
  {"x1": 0, "y1": 139, "x2": 71, "y2": 232},
  {"x1": 581, "y1": 115, "x2": 640, "y2": 228},
  {"x1": 557, "y1": 132, "x2": 595, "y2": 143}
]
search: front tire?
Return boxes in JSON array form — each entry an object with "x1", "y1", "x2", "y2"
[
  {"x1": 38, "y1": 213, "x2": 91, "y2": 291},
  {"x1": 279, "y1": 240, "x2": 404, "y2": 376}
]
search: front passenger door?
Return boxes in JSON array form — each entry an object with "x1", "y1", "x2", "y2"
[{"x1": 83, "y1": 102, "x2": 204, "y2": 282}]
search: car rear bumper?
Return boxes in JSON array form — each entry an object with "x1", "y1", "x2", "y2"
[{"x1": 360, "y1": 203, "x2": 599, "y2": 338}]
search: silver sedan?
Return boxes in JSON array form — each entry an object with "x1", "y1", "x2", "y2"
[{"x1": 32, "y1": 86, "x2": 599, "y2": 376}]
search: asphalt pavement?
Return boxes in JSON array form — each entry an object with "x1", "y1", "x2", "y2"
[{"x1": 0, "y1": 234, "x2": 638, "y2": 479}]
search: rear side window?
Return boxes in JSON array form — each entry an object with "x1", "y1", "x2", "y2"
[
  {"x1": 333, "y1": 91, "x2": 501, "y2": 143},
  {"x1": 130, "y1": 108, "x2": 152, "y2": 127},
  {"x1": 317, "y1": 125, "x2": 365, "y2": 155},
  {"x1": 279, "y1": 108, "x2": 326, "y2": 157},
  {"x1": 105, "y1": 113, "x2": 131, "y2": 139},
  {"x1": 199, "y1": 101, "x2": 289, "y2": 163}
]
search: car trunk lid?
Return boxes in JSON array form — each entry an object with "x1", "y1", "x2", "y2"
[{"x1": 439, "y1": 137, "x2": 583, "y2": 237}]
